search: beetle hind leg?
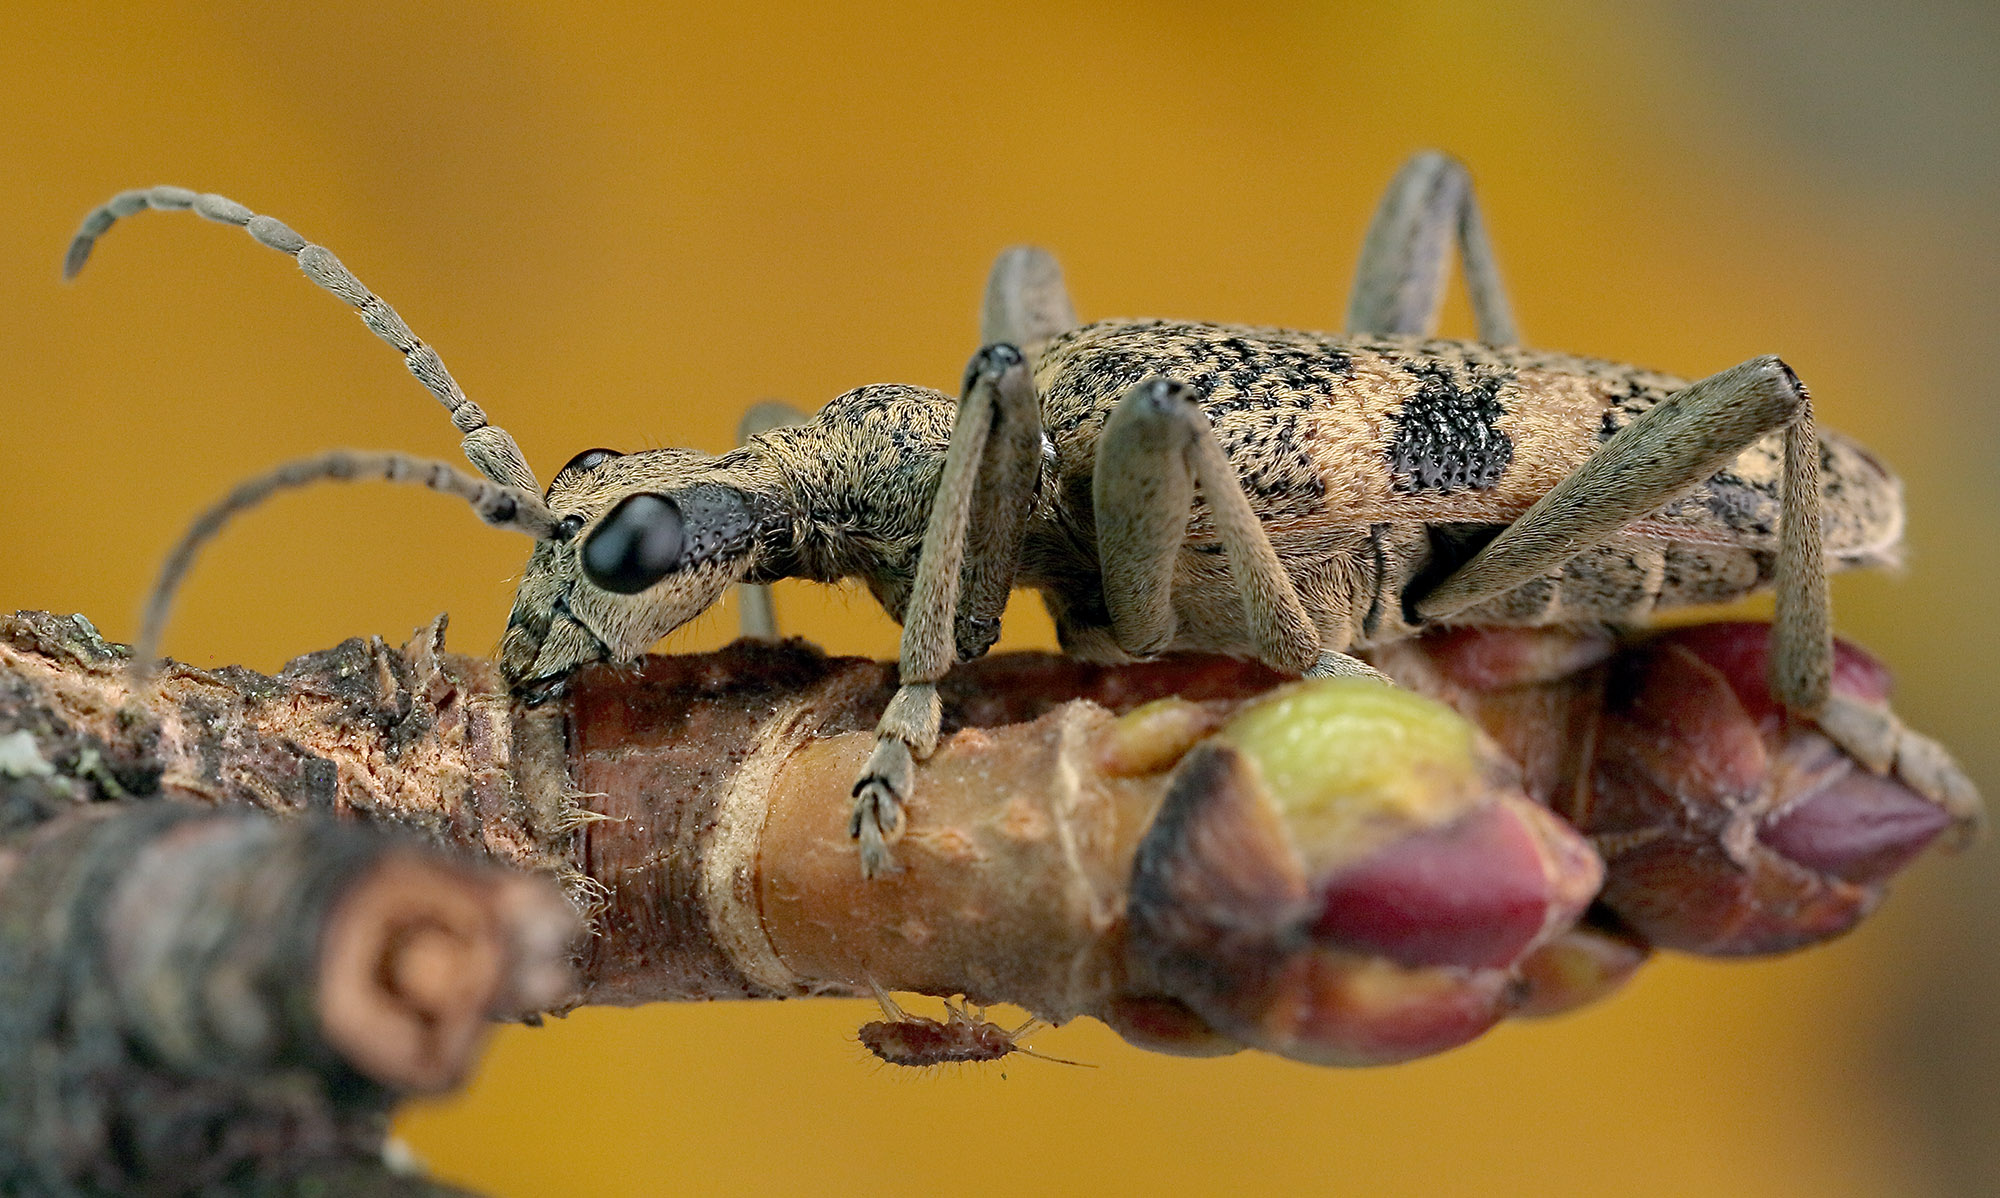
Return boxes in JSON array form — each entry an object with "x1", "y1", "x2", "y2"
[
  {"x1": 1411, "y1": 356, "x2": 1981, "y2": 831},
  {"x1": 1765, "y1": 393, "x2": 1980, "y2": 832}
]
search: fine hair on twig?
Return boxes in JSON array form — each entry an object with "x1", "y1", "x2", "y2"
[
  {"x1": 856, "y1": 985, "x2": 1089, "y2": 1070},
  {"x1": 132, "y1": 450, "x2": 558, "y2": 684},
  {"x1": 65, "y1": 184, "x2": 541, "y2": 494}
]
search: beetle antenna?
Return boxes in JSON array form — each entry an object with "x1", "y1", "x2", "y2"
[
  {"x1": 133, "y1": 450, "x2": 557, "y2": 684},
  {"x1": 65, "y1": 186, "x2": 541, "y2": 494}
]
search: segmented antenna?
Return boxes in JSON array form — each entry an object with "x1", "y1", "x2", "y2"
[
  {"x1": 132, "y1": 450, "x2": 557, "y2": 684},
  {"x1": 64, "y1": 186, "x2": 541, "y2": 494}
]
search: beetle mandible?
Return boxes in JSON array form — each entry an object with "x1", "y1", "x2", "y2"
[{"x1": 68, "y1": 152, "x2": 1979, "y2": 878}]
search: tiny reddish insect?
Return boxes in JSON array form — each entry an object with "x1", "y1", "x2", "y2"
[{"x1": 857, "y1": 987, "x2": 1086, "y2": 1070}]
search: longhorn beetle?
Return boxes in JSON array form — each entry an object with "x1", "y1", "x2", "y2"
[{"x1": 68, "y1": 153, "x2": 1979, "y2": 878}]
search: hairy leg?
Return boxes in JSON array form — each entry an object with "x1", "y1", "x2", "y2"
[
  {"x1": 1345, "y1": 151, "x2": 1518, "y2": 345},
  {"x1": 1093, "y1": 377, "x2": 1378, "y2": 680},
  {"x1": 850, "y1": 346, "x2": 1044, "y2": 877},
  {"x1": 734, "y1": 400, "x2": 809, "y2": 640}
]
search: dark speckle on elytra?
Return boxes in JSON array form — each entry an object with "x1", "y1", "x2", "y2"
[
  {"x1": 1387, "y1": 361, "x2": 1513, "y2": 493},
  {"x1": 1700, "y1": 470, "x2": 1776, "y2": 535},
  {"x1": 1601, "y1": 379, "x2": 1664, "y2": 441},
  {"x1": 1037, "y1": 321, "x2": 1349, "y2": 520}
]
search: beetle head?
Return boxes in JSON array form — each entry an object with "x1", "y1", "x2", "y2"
[{"x1": 499, "y1": 446, "x2": 783, "y2": 693}]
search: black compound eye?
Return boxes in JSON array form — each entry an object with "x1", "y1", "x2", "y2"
[
  {"x1": 561, "y1": 447, "x2": 622, "y2": 476},
  {"x1": 548, "y1": 448, "x2": 624, "y2": 499},
  {"x1": 581, "y1": 493, "x2": 686, "y2": 594}
]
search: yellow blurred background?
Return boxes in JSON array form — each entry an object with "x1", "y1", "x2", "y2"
[{"x1": 3, "y1": 2, "x2": 1997, "y2": 1195}]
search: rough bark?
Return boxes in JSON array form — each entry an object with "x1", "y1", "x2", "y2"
[
  {"x1": 0, "y1": 612, "x2": 574, "y2": 1195},
  {"x1": 0, "y1": 609, "x2": 1973, "y2": 1192}
]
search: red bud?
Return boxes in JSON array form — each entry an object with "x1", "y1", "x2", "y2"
[
  {"x1": 1314, "y1": 801, "x2": 1596, "y2": 970},
  {"x1": 1570, "y1": 626, "x2": 1956, "y2": 955},
  {"x1": 1125, "y1": 681, "x2": 1603, "y2": 1066},
  {"x1": 1760, "y1": 761, "x2": 1955, "y2": 884}
]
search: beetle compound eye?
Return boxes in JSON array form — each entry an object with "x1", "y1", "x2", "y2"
[
  {"x1": 581, "y1": 493, "x2": 686, "y2": 594},
  {"x1": 549, "y1": 448, "x2": 624, "y2": 499},
  {"x1": 561, "y1": 447, "x2": 622, "y2": 475}
]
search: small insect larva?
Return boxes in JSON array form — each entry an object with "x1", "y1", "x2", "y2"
[{"x1": 857, "y1": 987, "x2": 1086, "y2": 1070}]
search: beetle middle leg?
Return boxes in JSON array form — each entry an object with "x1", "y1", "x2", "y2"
[
  {"x1": 851, "y1": 345, "x2": 1045, "y2": 877},
  {"x1": 1093, "y1": 377, "x2": 1382, "y2": 681},
  {"x1": 1411, "y1": 357, "x2": 1981, "y2": 827},
  {"x1": 1346, "y1": 150, "x2": 1518, "y2": 345},
  {"x1": 734, "y1": 400, "x2": 808, "y2": 641},
  {"x1": 981, "y1": 245, "x2": 1078, "y2": 358}
]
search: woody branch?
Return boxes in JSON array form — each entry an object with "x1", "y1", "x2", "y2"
[{"x1": 0, "y1": 607, "x2": 1974, "y2": 1188}]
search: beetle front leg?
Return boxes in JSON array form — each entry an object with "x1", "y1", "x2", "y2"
[
  {"x1": 1093, "y1": 377, "x2": 1381, "y2": 681},
  {"x1": 852, "y1": 345, "x2": 1043, "y2": 878},
  {"x1": 1346, "y1": 151, "x2": 1518, "y2": 344}
]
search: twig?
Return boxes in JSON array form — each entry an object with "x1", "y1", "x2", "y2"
[{"x1": 0, "y1": 608, "x2": 1975, "y2": 1189}]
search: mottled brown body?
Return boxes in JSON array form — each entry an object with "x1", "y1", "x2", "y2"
[
  {"x1": 1022, "y1": 319, "x2": 1900, "y2": 659},
  {"x1": 509, "y1": 318, "x2": 1899, "y2": 685},
  {"x1": 66, "y1": 159, "x2": 1954, "y2": 883},
  {"x1": 55, "y1": 170, "x2": 1900, "y2": 702}
]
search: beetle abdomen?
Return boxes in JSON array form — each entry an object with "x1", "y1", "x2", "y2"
[{"x1": 1035, "y1": 318, "x2": 1903, "y2": 644}]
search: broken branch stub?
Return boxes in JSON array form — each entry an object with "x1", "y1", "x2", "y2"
[{"x1": 0, "y1": 797, "x2": 573, "y2": 1193}]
